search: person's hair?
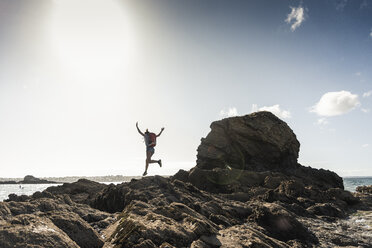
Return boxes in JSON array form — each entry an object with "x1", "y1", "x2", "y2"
[{"x1": 145, "y1": 129, "x2": 149, "y2": 133}]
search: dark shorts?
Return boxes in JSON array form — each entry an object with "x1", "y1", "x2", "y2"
[{"x1": 146, "y1": 146, "x2": 155, "y2": 154}]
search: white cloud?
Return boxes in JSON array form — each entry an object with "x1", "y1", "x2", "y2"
[
  {"x1": 220, "y1": 107, "x2": 238, "y2": 118},
  {"x1": 363, "y1": 90, "x2": 372, "y2": 98},
  {"x1": 251, "y1": 104, "x2": 291, "y2": 119},
  {"x1": 362, "y1": 108, "x2": 370, "y2": 113},
  {"x1": 285, "y1": 6, "x2": 306, "y2": 31},
  {"x1": 370, "y1": 29, "x2": 372, "y2": 38},
  {"x1": 310, "y1": 91, "x2": 360, "y2": 116},
  {"x1": 362, "y1": 144, "x2": 369, "y2": 148},
  {"x1": 355, "y1": 72, "x2": 361, "y2": 76},
  {"x1": 316, "y1": 118, "x2": 329, "y2": 125}
]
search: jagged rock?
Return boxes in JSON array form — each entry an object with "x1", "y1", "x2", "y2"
[
  {"x1": 48, "y1": 211, "x2": 104, "y2": 248},
  {"x1": 306, "y1": 203, "x2": 344, "y2": 218},
  {"x1": 45, "y1": 179, "x2": 108, "y2": 205},
  {"x1": 326, "y1": 188, "x2": 359, "y2": 205},
  {"x1": 159, "y1": 242, "x2": 177, "y2": 248},
  {"x1": 264, "y1": 174, "x2": 286, "y2": 189},
  {"x1": 132, "y1": 239, "x2": 157, "y2": 248},
  {"x1": 109, "y1": 200, "x2": 218, "y2": 247},
  {"x1": 190, "y1": 239, "x2": 211, "y2": 248},
  {"x1": 0, "y1": 214, "x2": 80, "y2": 248},
  {"x1": 0, "y1": 192, "x2": 112, "y2": 248},
  {"x1": 217, "y1": 224, "x2": 290, "y2": 248},
  {"x1": 277, "y1": 179, "x2": 305, "y2": 198},
  {"x1": 356, "y1": 185, "x2": 372, "y2": 194},
  {"x1": 197, "y1": 112, "x2": 300, "y2": 171},
  {"x1": 6, "y1": 194, "x2": 30, "y2": 202},
  {"x1": 32, "y1": 190, "x2": 55, "y2": 199},
  {"x1": 248, "y1": 202, "x2": 318, "y2": 243},
  {"x1": 179, "y1": 112, "x2": 343, "y2": 194}
]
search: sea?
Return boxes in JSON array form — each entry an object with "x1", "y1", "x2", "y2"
[
  {"x1": 343, "y1": 177, "x2": 372, "y2": 192},
  {"x1": 0, "y1": 178, "x2": 371, "y2": 202}
]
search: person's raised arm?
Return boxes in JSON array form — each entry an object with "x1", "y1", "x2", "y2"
[
  {"x1": 157, "y1": 127, "x2": 165, "y2": 137},
  {"x1": 136, "y1": 122, "x2": 144, "y2": 136}
]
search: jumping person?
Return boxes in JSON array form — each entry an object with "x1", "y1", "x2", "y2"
[{"x1": 136, "y1": 122, "x2": 164, "y2": 176}]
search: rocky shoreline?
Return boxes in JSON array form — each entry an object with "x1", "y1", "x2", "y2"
[
  {"x1": 1, "y1": 112, "x2": 371, "y2": 247},
  {"x1": 0, "y1": 175, "x2": 58, "y2": 184}
]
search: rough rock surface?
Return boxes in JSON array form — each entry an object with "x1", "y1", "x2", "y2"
[
  {"x1": 178, "y1": 112, "x2": 343, "y2": 193},
  {"x1": 0, "y1": 214, "x2": 80, "y2": 248},
  {"x1": 1, "y1": 112, "x2": 371, "y2": 247},
  {"x1": 0, "y1": 188, "x2": 113, "y2": 248},
  {"x1": 196, "y1": 111, "x2": 300, "y2": 171},
  {"x1": 357, "y1": 185, "x2": 372, "y2": 194},
  {"x1": 45, "y1": 178, "x2": 109, "y2": 204}
]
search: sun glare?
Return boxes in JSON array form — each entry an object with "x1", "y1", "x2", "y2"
[{"x1": 49, "y1": 0, "x2": 137, "y2": 79}]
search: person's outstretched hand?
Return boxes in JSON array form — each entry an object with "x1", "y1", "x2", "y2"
[
  {"x1": 161, "y1": 127, "x2": 165, "y2": 131},
  {"x1": 136, "y1": 122, "x2": 139, "y2": 127}
]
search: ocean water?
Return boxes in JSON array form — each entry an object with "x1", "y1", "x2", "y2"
[
  {"x1": 0, "y1": 181, "x2": 125, "y2": 202},
  {"x1": 0, "y1": 184, "x2": 62, "y2": 202},
  {"x1": 1, "y1": 178, "x2": 371, "y2": 202},
  {"x1": 343, "y1": 177, "x2": 372, "y2": 192}
]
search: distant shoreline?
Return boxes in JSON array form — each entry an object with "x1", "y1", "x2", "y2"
[
  {"x1": 0, "y1": 175, "x2": 368, "y2": 181},
  {"x1": 0, "y1": 175, "x2": 160, "y2": 184}
]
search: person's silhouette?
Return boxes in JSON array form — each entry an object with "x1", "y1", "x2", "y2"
[{"x1": 136, "y1": 122, "x2": 164, "y2": 176}]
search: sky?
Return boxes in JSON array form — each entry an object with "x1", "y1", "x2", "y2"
[{"x1": 0, "y1": 0, "x2": 371, "y2": 177}]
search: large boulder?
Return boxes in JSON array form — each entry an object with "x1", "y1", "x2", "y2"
[
  {"x1": 196, "y1": 111, "x2": 300, "y2": 171},
  {"x1": 174, "y1": 111, "x2": 344, "y2": 193}
]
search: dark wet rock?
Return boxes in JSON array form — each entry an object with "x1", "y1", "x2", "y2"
[
  {"x1": 196, "y1": 111, "x2": 300, "y2": 171},
  {"x1": 307, "y1": 203, "x2": 345, "y2": 218},
  {"x1": 326, "y1": 187, "x2": 359, "y2": 205},
  {"x1": 132, "y1": 239, "x2": 157, "y2": 248},
  {"x1": 356, "y1": 185, "x2": 372, "y2": 194},
  {"x1": 5, "y1": 194, "x2": 30, "y2": 202},
  {"x1": 32, "y1": 190, "x2": 56, "y2": 199},
  {"x1": 0, "y1": 214, "x2": 80, "y2": 248},
  {"x1": 48, "y1": 211, "x2": 104, "y2": 248},
  {"x1": 109, "y1": 200, "x2": 218, "y2": 248},
  {"x1": 19, "y1": 175, "x2": 58, "y2": 184},
  {"x1": 217, "y1": 224, "x2": 290, "y2": 248},
  {"x1": 248, "y1": 202, "x2": 318, "y2": 243},
  {"x1": 178, "y1": 112, "x2": 343, "y2": 198},
  {"x1": 0, "y1": 192, "x2": 112, "y2": 248},
  {"x1": 159, "y1": 242, "x2": 177, "y2": 248},
  {"x1": 45, "y1": 178, "x2": 108, "y2": 205}
]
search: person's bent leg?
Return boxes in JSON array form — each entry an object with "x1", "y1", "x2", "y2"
[
  {"x1": 148, "y1": 149, "x2": 158, "y2": 164},
  {"x1": 143, "y1": 151, "x2": 151, "y2": 176}
]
